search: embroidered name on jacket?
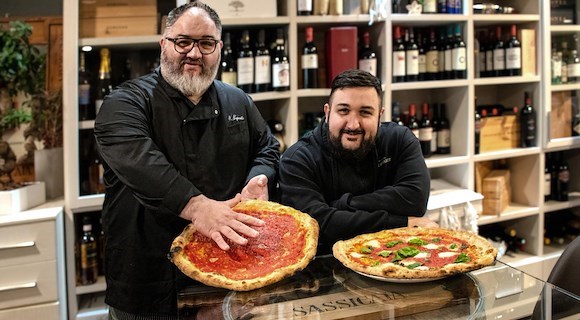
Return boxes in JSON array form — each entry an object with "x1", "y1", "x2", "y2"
[
  {"x1": 228, "y1": 114, "x2": 245, "y2": 122},
  {"x1": 378, "y1": 157, "x2": 391, "y2": 167}
]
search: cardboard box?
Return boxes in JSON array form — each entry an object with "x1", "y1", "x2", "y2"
[
  {"x1": 519, "y1": 29, "x2": 536, "y2": 76},
  {"x1": 80, "y1": 16, "x2": 158, "y2": 38},
  {"x1": 479, "y1": 115, "x2": 520, "y2": 153},
  {"x1": 482, "y1": 170, "x2": 511, "y2": 199},
  {"x1": 208, "y1": 0, "x2": 277, "y2": 19},
  {"x1": 550, "y1": 91, "x2": 572, "y2": 139},
  {"x1": 326, "y1": 26, "x2": 358, "y2": 87},
  {"x1": 482, "y1": 188, "x2": 509, "y2": 215},
  {"x1": 80, "y1": 0, "x2": 157, "y2": 18}
]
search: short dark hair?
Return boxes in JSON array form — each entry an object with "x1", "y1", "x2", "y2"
[
  {"x1": 329, "y1": 69, "x2": 383, "y2": 104},
  {"x1": 164, "y1": 1, "x2": 222, "y2": 37}
]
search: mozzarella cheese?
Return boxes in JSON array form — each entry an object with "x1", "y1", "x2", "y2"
[
  {"x1": 423, "y1": 243, "x2": 439, "y2": 250},
  {"x1": 350, "y1": 252, "x2": 364, "y2": 258},
  {"x1": 438, "y1": 251, "x2": 460, "y2": 258},
  {"x1": 415, "y1": 266, "x2": 430, "y2": 271},
  {"x1": 415, "y1": 252, "x2": 429, "y2": 259},
  {"x1": 364, "y1": 239, "x2": 381, "y2": 248},
  {"x1": 400, "y1": 260, "x2": 418, "y2": 266}
]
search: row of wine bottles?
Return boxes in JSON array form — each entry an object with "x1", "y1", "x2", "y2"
[
  {"x1": 217, "y1": 26, "x2": 378, "y2": 92},
  {"x1": 393, "y1": 0, "x2": 463, "y2": 14},
  {"x1": 544, "y1": 210, "x2": 579, "y2": 246},
  {"x1": 551, "y1": 34, "x2": 580, "y2": 84},
  {"x1": 392, "y1": 24, "x2": 467, "y2": 83},
  {"x1": 545, "y1": 152, "x2": 571, "y2": 202},
  {"x1": 474, "y1": 24, "x2": 522, "y2": 78},
  {"x1": 391, "y1": 101, "x2": 451, "y2": 158},
  {"x1": 478, "y1": 224, "x2": 526, "y2": 255},
  {"x1": 75, "y1": 212, "x2": 105, "y2": 286}
]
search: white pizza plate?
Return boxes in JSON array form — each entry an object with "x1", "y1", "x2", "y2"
[{"x1": 354, "y1": 270, "x2": 448, "y2": 283}]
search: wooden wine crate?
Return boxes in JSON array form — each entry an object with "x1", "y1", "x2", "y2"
[
  {"x1": 519, "y1": 29, "x2": 536, "y2": 76},
  {"x1": 482, "y1": 169, "x2": 511, "y2": 215},
  {"x1": 80, "y1": 16, "x2": 158, "y2": 38},
  {"x1": 479, "y1": 115, "x2": 520, "y2": 153},
  {"x1": 482, "y1": 189, "x2": 510, "y2": 215},
  {"x1": 80, "y1": 0, "x2": 157, "y2": 18},
  {"x1": 550, "y1": 91, "x2": 572, "y2": 139}
]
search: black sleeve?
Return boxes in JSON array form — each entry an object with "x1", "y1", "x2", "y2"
[
  {"x1": 94, "y1": 86, "x2": 199, "y2": 216},
  {"x1": 279, "y1": 146, "x2": 407, "y2": 250},
  {"x1": 244, "y1": 96, "x2": 280, "y2": 195},
  {"x1": 348, "y1": 130, "x2": 430, "y2": 217}
]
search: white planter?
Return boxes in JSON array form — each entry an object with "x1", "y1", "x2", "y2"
[{"x1": 0, "y1": 182, "x2": 46, "y2": 215}]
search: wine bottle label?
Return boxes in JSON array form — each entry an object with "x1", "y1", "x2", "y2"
[
  {"x1": 298, "y1": 0, "x2": 313, "y2": 11},
  {"x1": 423, "y1": 0, "x2": 436, "y2": 12},
  {"x1": 405, "y1": 50, "x2": 419, "y2": 75},
  {"x1": 418, "y1": 54, "x2": 426, "y2": 73},
  {"x1": 81, "y1": 242, "x2": 98, "y2": 268},
  {"x1": 221, "y1": 71, "x2": 237, "y2": 86},
  {"x1": 419, "y1": 127, "x2": 433, "y2": 141},
  {"x1": 486, "y1": 51, "x2": 493, "y2": 73},
  {"x1": 493, "y1": 49, "x2": 505, "y2": 70},
  {"x1": 437, "y1": 129, "x2": 451, "y2": 147},
  {"x1": 568, "y1": 63, "x2": 580, "y2": 77},
  {"x1": 479, "y1": 51, "x2": 487, "y2": 72},
  {"x1": 301, "y1": 53, "x2": 318, "y2": 69},
  {"x1": 559, "y1": 170, "x2": 569, "y2": 183},
  {"x1": 359, "y1": 58, "x2": 377, "y2": 76},
  {"x1": 505, "y1": 48, "x2": 521, "y2": 69},
  {"x1": 426, "y1": 51, "x2": 438, "y2": 73},
  {"x1": 444, "y1": 50, "x2": 452, "y2": 72},
  {"x1": 392, "y1": 51, "x2": 406, "y2": 76},
  {"x1": 438, "y1": 51, "x2": 445, "y2": 72},
  {"x1": 452, "y1": 47, "x2": 466, "y2": 71},
  {"x1": 431, "y1": 131, "x2": 438, "y2": 152},
  {"x1": 544, "y1": 173, "x2": 551, "y2": 196},
  {"x1": 79, "y1": 84, "x2": 90, "y2": 105},
  {"x1": 272, "y1": 63, "x2": 290, "y2": 87},
  {"x1": 255, "y1": 56, "x2": 271, "y2": 85},
  {"x1": 237, "y1": 57, "x2": 254, "y2": 85}
]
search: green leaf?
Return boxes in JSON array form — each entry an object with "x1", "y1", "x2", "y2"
[
  {"x1": 378, "y1": 250, "x2": 392, "y2": 257},
  {"x1": 386, "y1": 240, "x2": 402, "y2": 248},
  {"x1": 407, "y1": 262, "x2": 423, "y2": 269},
  {"x1": 392, "y1": 247, "x2": 420, "y2": 262},
  {"x1": 360, "y1": 246, "x2": 373, "y2": 254},
  {"x1": 408, "y1": 238, "x2": 428, "y2": 246},
  {"x1": 454, "y1": 253, "x2": 471, "y2": 263}
]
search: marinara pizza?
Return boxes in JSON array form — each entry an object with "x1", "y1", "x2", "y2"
[
  {"x1": 332, "y1": 227, "x2": 497, "y2": 279},
  {"x1": 169, "y1": 200, "x2": 319, "y2": 291}
]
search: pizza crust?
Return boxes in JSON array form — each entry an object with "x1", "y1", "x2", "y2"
[
  {"x1": 169, "y1": 200, "x2": 319, "y2": 291},
  {"x1": 333, "y1": 227, "x2": 497, "y2": 279}
]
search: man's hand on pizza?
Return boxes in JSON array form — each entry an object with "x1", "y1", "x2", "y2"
[
  {"x1": 241, "y1": 174, "x2": 269, "y2": 201},
  {"x1": 408, "y1": 216, "x2": 439, "y2": 228},
  {"x1": 179, "y1": 194, "x2": 265, "y2": 250}
]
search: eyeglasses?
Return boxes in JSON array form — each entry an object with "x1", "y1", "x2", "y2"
[{"x1": 165, "y1": 37, "x2": 219, "y2": 55}]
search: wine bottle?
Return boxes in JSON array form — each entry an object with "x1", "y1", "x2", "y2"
[
  {"x1": 419, "y1": 102, "x2": 433, "y2": 158},
  {"x1": 89, "y1": 147, "x2": 105, "y2": 194},
  {"x1": 78, "y1": 51, "x2": 92, "y2": 121},
  {"x1": 485, "y1": 29, "x2": 495, "y2": 77},
  {"x1": 452, "y1": 24, "x2": 467, "y2": 79},
  {"x1": 272, "y1": 28, "x2": 290, "y2": 91},
  {"x1": 430, "y1": 103, "x2": 439, "y2": 154},
  {"x1": 359, "y1": 31, "x2": 377, "y2": 77},
  {"x1": 297, "y1": 0, "x2": 313, "y2": 15},
  {"x1": 555, "y1": 152, "x2": 569, "y2": 202},
  {"x1": 407, "y1": 103, "x2": 420, "y2": 138},
  {"x1": 519, "y1": 91, "x2": 536, "y2": 148},
  {"x1": 568, "y1": 49, "x2": 580, "y2": 83},
  {"x1": 267, "y1": 119, "x2": 286, "y2": 152},
  {"x1": 405, "y1": 27, "x2": 419, "y2": 82},
  {"x1": 438, "y1": 26, "x2": 447, "y2": 78},
  {"x1": 392, "y1": 102, "x2": 404, "y2": 126},
  {"x1": 80, "y1": 215, "x2": 98, "y2": 285},
  {"x1": 436, "y1": 103, "x2": 451, "y2": 154},
  {"x1": 95, "y1": 48, "x2": 112, "y2": 117},
  {"x1": 477, "y1": 30, "x2": 488, "y2": 77},
  {"x1": 417, "y1": 32, "x2": 427, "y2": 81},
  {"x1": 443, "y1": 25, "x2": 453, "y2": 79},
  {"x1": 237, "y1": 30, "x2": 254, "y2": 93},
  {"x1": 254, "y1": 29, "x2": 271, "y2": 93},
  {"x1": 474, "y1": 107, "x2": 481, "y2": 154},
  {"x1": 544, "y1": 153, "x2": 552, "y2": 202},
  {"x1": 119, "y1": 57, "x2": 132, "y2": 86},
  {"x1": 492, "y1": 26, "x2": 505, "y2": 77},
  {"x1": 98, "y1": 217, "x2": 105, "y2": 276},
  {"x1": 220, "y1": 32, "x2": 237, "y2": 87},
  {"x1": 302, "y1": 27, "x2": 319, "y2": 88},
  {"x1": 505, "y1": 24, "x2": 522, "y2": 76},
  {"x1": 423, "y1": 0, "x2": 437, "y2": 13},
  {"x1": 392, "y1": 26, "x2": 406, "y2": 83},
  {"x1": 426, "y1": 28, "x2": 439, "y2": 80},
  {"x1": 561, "y1": 42, "x2": 569, "y2": 84}
]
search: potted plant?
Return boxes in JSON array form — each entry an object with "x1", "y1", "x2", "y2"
[{"x1": 0, "y1": 20, "x2": 51, "y2": 209}]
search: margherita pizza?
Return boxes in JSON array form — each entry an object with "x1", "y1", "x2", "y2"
[
  {"x1": 169, "y1": 200, "x2": 319, "y2": 291},
  {"x1": 333, "y1": 227, "x2": 497, "y2": 279}
]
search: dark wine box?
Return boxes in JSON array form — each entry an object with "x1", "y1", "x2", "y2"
[{"x1": 326, "y1": 26, "x2": 358, "y2": 87}]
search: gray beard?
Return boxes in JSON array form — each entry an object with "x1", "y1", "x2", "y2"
[{"x1": 160, "y1": 49, "x2": 219, "y2": 97}]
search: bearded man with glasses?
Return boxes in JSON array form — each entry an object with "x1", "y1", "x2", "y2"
[{"x1": 94, "y1": 2, "x2": 280, "y2": 319}]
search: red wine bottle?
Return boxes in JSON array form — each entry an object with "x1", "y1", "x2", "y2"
[
  {"x1": 505, "y1": 24, "x2": 522, "y2": 76},
  {"x1": 419, "y1": 102, "x2": 433, "y2": 158},
  {"x1": 302, "y1": 27, "x2": 318, "y2": 88}
]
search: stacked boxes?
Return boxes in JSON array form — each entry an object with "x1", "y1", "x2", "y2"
[
  {"x1": 482, "y1": 170, "x2": 511, "y2": 215},
  {"x1": 479, "y1": 115, "x2": 520, "y2": 153},
  {"x1": 79, "y1": 0, "x2": 158, "y2": 38}
]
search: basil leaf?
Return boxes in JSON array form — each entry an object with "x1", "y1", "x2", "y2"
[
  {"x1": 408, "y1": 238, "x2": 428, "y2": 246},
  {"x1": 386, "y1": 240, "x2": 402, "y2": 248},
  {"x1": 450, "y1": 243, "x2": 457, "y2": 250},
  {"x1": 392, "y1": 247, "x2": 420, "y2": 262},
  {"x1": 407, "y1": 262, "x2": 423, "y2": 269},
  {"x1": 360, "y1": 246, "x2": 373, "y2": 254},
  {"x1": 454, "y1": 252, "x2": 471, "y2": 263},
  {"x1": 378, "y1": 250, "x2": 392, "y2": 257},
  {"x1": 431, "y1": 237, "x2": 441, "y2": 243}
]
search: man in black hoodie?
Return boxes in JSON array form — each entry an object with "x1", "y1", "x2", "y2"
[{"x1": 280, "y1": 69, "x2": 436, "y2": 255}]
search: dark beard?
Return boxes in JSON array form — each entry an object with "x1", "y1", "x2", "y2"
[{"x1": 328, "y1": 128, "x2": 375, "y2": 162}]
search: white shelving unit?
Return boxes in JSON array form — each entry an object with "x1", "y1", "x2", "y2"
[{"x1": 61, "y1": 0, "x2": 580, "y2": 318}]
